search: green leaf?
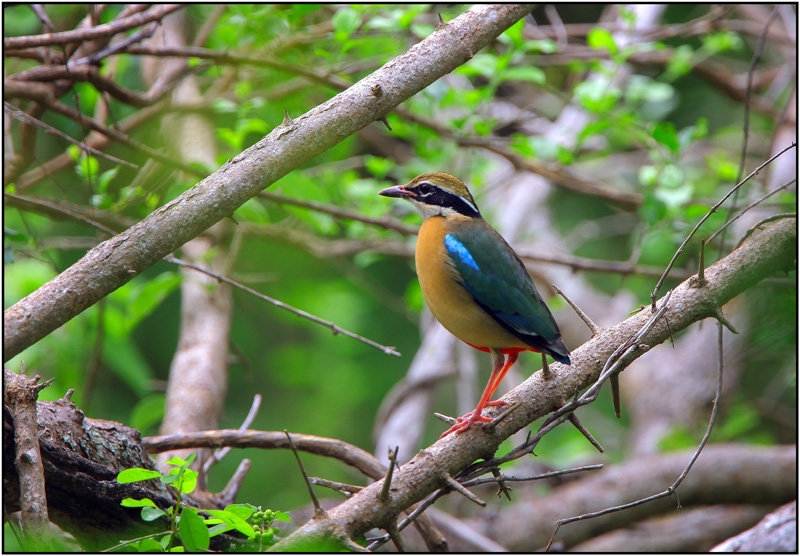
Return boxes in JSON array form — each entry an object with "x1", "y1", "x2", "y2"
[
  {"x1": 100, "y1": 337, "x2": 153, "y2": 397},
  {"x1": 332, "y1": 6, "x2": 360, "y2": 40},
  {"x1": 97, "y1": 167, "x2": 119, "y2": 194},
  {"x1": 654, "y1": 182, "x2": 693, "y2": 209},
  {"x1": 118, "y1": 468, "x2": 163, "y2": 484},
  {"x1": 638, "y1": 165, "x2": 658, "y2": 187},
  {"x1": 136, "y1": 538, "x2": 165, "y2": 552},
  {"x1": 573, "y1": 78, "x2": 621, "y2": 113},
  {"x1": 161, "y1": 473, "x2": 179, "y2": 485},
  {"x1": 207, "y1": 523, "x2": 232, "y2": 537},
  {"x1": 178, "y1": 469, "x2": 198, "y2": 494},
  {"x1": 4, "y1": 227, "x2": 26, "y2": 241},
  {"x1": 651, "y1": 121, "x2": 679, "y2": 154},
  {"x1": 577, "y1": 120, "x2": 611, "y2": 143},
  {"x1": 273, "y1": 510, "x2": 291, "y2": 523},
  {"x1": 166, "y1": 457, "x2": 188, "y2": 467},
  {"x1": 702, "y1": 31, "x2": 743, "y2": 54},
  {"x1": 509, "y1": 134, "x2": 535, "y2": 158},
  {"x1": 639, "y1": 191, "x2": 668, "y2": 226},
  {"x1": 75, "y1": 154, "x2": 100, "y2": 183},
  {"x1": 503, "y1": 66, "x2": 545, "y2": 85},
  {"x1": 658, "y1": 425, "x2": 696, "y2": 451},
  {"x1": 179, "y1": 509, "x2": 210, "y2": 552},
  {"x1": 500, "y1": 18, "x2": 525, "y2": 48},
  {"x1": 656, "y1": 164, "x2": 684, "y2": 189},
  {"x1": 587, "y1": 27, "x2": 618, "y2": 55},
  {"x1": 224, "y1": 504, "x2": 256, "y2": 521},
  {"x1": 236, "y1": 117, "x2": 270, "y2": 139},
  {"x1": 211, "y1": 98, "x2": 239, "y2": 114},
  {"x1": 457, "y1": 53, "x2": 497, "y2": 80},
  {"x1": 233, "y1": 197, "x2": 270, "y2": 223},
  {"x1": 626, "y1": 75, "x2": 674, "y2": 104},
  {"x1": 121, "y1": 497, "x2": 158, "y2": 508},
  {"x1": 523, "y1": 38, "x2": 557, "y2": 54},
  {"x1": 364, "y1": 155, "x2": 395, "y2": 179},
  {"x1": 130, "y1": 394, "x2": 166, "y2": 433},
  {"x1": 665, "y1": 44, "x2": 694, "y2": 79},
  {"x1": 116, "y1": 272, "x2": 181, "y2": 334},
  {"x1": 706, "y1": 153, "x2": 739, "y2": 181},
  {"x1": 141, "y1": 507, "x2": 168, "y2": 522},
  {"x1": 206, "y1": 509, "x2": 255, "y2": 538}
]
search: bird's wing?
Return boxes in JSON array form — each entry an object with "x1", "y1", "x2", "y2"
[{"x1": 443, "y1": 221, "x2": 561, "y2": 345}]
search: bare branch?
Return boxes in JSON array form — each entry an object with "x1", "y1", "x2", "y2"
[{"x1": 3, "y1": 5, "x2": 183, "y2": 50}]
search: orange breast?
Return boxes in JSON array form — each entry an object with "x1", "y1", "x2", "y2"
[{"x1": 415, "y1": 216, "x2": 529, "y2": 351}]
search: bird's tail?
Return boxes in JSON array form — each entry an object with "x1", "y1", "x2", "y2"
[{"x1": 545, "y1": 337, "x2": 571, "y2": 365}]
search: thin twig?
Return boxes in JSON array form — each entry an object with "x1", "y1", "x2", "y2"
[
  {"x1": 258, "y1": 190, "x2": 418, "y2": 235},
  {"x1": 365, "y1": 489, "x2": 446, "y2": 552},
  {"x1": 485, "y1": 402, "x2": 523, "y2": 432},
  {"x1": 3, "y1": 102, "x2": 137, "y2": 169},
  {"x1": 541, "y1": 352, "x2": 554, "y2": 379},
  {"x1": 490, "y1": 467, "x2": 512, "y2": 500},
  {"x1": 433, "y1": 412, "x2": 458, "y2": 425},
  {"x1": 380, "y1": 446, "x2": 400, "y2": 502},
  {"x1": 553, "y1": 283, "x2": 600, "y2": 335},
  {"x1": 462, "y1": 464, "x2": 603, "y2": 488},
  {"x1": 284, "y1": 430, "x2": 325, "y2": 518},
  {"x1": 567, "y1": 413, "x2": 605, "y2": 453},
  {"x1": 165, "y1": 255, "x2": 401, "y2": 357},
  {"x1": 707, "y1": 178, "x2": 796, "y2": 244},
  {"x1": 547, "y1": 319, "x2": 728, "y2": 548},
  {"x1": 650, "y1": 143, "x2": 797, "y2": 310},
  {"x1": 308, "y1": 477, "x2": 362, "y2": 496},
  {"x1": 735, "y1": 213, "x2": 797, "y2": 249},
  {"x1": 4, "y1": 5, "x2": 183, "y2": 49},
  {"x1": 443, "y1": 474, "x2": 485, "y2": 507},
  {"x1": 203, "y1": 394, "x2": 262, "y2": 475},
  {"x1": 386, "y1": 523, "x2": 407, "y2": 553}
]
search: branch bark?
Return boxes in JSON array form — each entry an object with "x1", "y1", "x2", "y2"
[
  {"x1": 3, "y1": 368, "x2": 54, "y2": 550},
  {"x1": 3, "y1": 4, "x2": 536, "y2": 361},
  {"x1": 487, "y1": 444, "x2": 796, "y2": 550},
  {"x1": 269, "y1": 217, "x2": 796, "y2": 550}
]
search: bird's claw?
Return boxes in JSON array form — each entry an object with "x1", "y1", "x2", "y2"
[{"x1": 439, "y1": 400, "x2": 508, "y2": 437}]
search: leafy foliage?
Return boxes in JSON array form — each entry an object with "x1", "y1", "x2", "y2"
[{"x1": 113, "y1": 455, "x2": 290, "y2": 552}]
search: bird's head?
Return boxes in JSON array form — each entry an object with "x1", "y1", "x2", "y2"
[{"x1": 379, "y1": 172, "x2": 481, "y2": 219}]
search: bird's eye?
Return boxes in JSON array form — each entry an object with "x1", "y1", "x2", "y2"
[{"x1": 417, "y1": 182, "x2": 435, "y2": 196}]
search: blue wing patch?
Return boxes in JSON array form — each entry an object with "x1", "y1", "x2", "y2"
[{"x1": 445, "y1": 234, "x2": 480, "y2": 271}]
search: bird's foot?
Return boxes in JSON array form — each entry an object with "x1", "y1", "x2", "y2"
[{"x1": 439, "y1": 400, "x2": 508, "y2": 438}]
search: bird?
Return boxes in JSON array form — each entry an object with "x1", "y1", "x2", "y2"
[{"x1": 379, "y1": 172, "x2": 571, "y2": 437}]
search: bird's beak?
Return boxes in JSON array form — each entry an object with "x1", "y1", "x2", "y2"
[{"x1": 378, "y1": 185, "x2": 413, "y2": 199}]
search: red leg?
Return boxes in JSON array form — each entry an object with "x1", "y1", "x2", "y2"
[{"x1": 440, "y1": 349, "x2": 519, "y2": 437}]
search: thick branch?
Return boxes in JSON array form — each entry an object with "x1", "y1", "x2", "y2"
[
  {"x1": 3, "y1": 368, "x2": 53, "y2": 550},
  {"x1": 4, "y1": 4, "x2": 536, "y2": 361},
  {"x1": 489, "y1": 444, "x2": 796, "y2": 550},
  {"x1": 270, "y1": 218, "x2": 795, "y2": 550}
]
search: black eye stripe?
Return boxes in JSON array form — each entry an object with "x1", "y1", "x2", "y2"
[{"x1": 411, "y1": 182, "x2": 480, "y2": 218}]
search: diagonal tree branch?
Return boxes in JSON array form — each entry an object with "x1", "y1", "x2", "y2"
[
  {"x1": 269, "y1": 217, "x2": 795, "y2": 550},
  {"x1": 3, "y1": 4, "x2": 537, "y2": 361}
]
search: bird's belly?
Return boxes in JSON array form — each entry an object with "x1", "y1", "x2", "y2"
[{"x1": 416, "y1": 219, "x2": 527, "y2": 351}]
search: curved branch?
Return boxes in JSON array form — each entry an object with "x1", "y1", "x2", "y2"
[
  {"x1": 4, "y1": 4, "x2": 537, "y2": 361},
  {"x1": 270, "y1": 217, "x2": 795, "y2": 550},
  {"x1": 490, "y1": 444, "x2": 796, "y2": 550}
]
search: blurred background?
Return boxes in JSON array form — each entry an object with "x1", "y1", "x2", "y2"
[{"x1": 3, "y1": 4, "x2": 796, "y2": 551}]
